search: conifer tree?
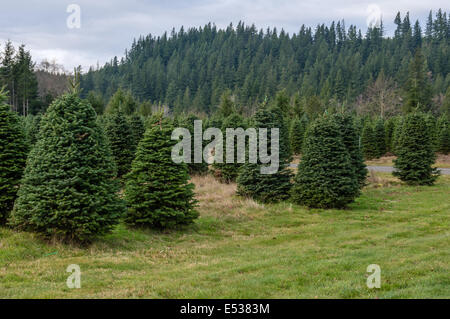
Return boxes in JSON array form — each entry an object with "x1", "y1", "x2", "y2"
[
  {"x1": 217, "y1": 90, "x2": 235, "y2": 118},
  {"x1": 10, "y1": 91, "x2": 124, "y2": 242},
  {"x1": 237, "y1": 106, "x2": 292, "y2": 203},
  {"x1": 129, "y1": 113, "x2": 145, "y2": 154},
  {"x1": 374, "y1": 118, "x2": 386, "y2": 157},
  {"x1": 333, "y1": 113, "x2": 367, "y2": 188},
  {"x1": 361, "y1": 121, "x2": 377, "y2": 159},
  {"x1": 24, "y1": 114, "x2": 42, "y2": 146},
  {"x1": 393, "y1": 112, "x2": 439, "y2": 185},
  {"x1": 436, "y1": 116, "x2": 450, "y2": 154},
  {"x1": 424, "y1": 113, "x2": 438, "y2": 151},
  {"x1": 403, "y1": 49, "x2": 432, "y2": 113},
  {"x1": 291, "y1": 115, "x2": 360, "y2": 208},
  {"x1": 124, "y1": 117, "x2": 198, "y2": 228},
  {"x1": 0, "y1": 90, "x2": 28, "y2": 223},
  {"x1": 178, "y1": 114, "x2": 209, "y2": 175},
  {"x1": 105, "y1": 88, "x2": 138, "y2": 115},
  {"x1": 213, "y1": 112, "x2": 247, "y2": 183},
  {"x1": 384, "y1": 117, "x2": 397, "y2": 153},
  {"x1": 392, "y1": 117, "x2": 404, "y2": 155},
  {"x1": 290, "y1": 115, "x2": 307, "y2": 155},
  {"x1": 105, "y1": 111, "x2": 135, "y2": 177}
]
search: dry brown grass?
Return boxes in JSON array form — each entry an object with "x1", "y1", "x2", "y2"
[
  {"x1": 191, "y1": 174, "x2": 264, "y2": 220},
  {"x1": 366, "y1": 170, "x2": 401, "y2": 188}
]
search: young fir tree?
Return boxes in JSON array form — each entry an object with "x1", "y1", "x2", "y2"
[
  {"x1": 237, "y1": 106, "x2": 292, "y2": 203},
  {"x1": 384, "y1": 117, "x2": 397, "y2": 153},
  {"x1": 361, "y1": 121, "x2": 377, "y2": 159},
  {"x1": 9, "y1": 91, "x2": 124, "y2": 242},
  {"x1": 403, "y1": 49, "x2": 432, "y2": 113},
  {"x1": 374, "y1": 118, "x2": 386, "y2": 157},
  {"x1": 436, "y1": 116, "x2": 450, "y2": 154},
  {"x1": 24, "y1": 114, "x2": 42, "y2": 146},
  {"x1": 393, "y1": 112, "x2": 439, "y2": 185},
  {"x1": 213, "y1": 112, "x2": 247, "y2": 183},
  {"x1": 124, "y1": 116, "x2": 198, "y2": 228},
  {"x1": 0, "y1": 90, "x2": 28, "y2": 223},
  {"x1": 129, "y1": 113, "x2": 145, "y2": 154},
  {"x1": 105, "y1": 110, "x2": 135, "y2": 177},
  {"x1": 291, "y1": 115, "x2": 360, "y2": 209},
  {"x1": 424, "y1": 113, "x2": 438, "y2": 151},
  {"x1": 333, "y1": 113, "x2": 368, "y2": 188},
  {"x1": 392, "y1": 117, "x2": 404, "y2": 155},
  {"x1": 178, "y1": 114, "x2": 209, "y2": 175},
  {"x1": 290, "y1": 115, "x2": 307, "y2": 155}
]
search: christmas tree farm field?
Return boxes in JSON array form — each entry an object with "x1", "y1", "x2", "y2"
[{"x1": 0, "y1": 173, "x2": 448, "y2": 298}]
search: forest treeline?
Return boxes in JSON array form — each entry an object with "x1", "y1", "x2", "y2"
[
  {"x1": 79, "y1": 10, "x2": 450, "y2": 117},
  {"x1": 0, "y1": 41, "x2": 69, "y2": 115}
]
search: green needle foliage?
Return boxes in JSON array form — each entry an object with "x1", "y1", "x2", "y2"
[
  {"x1": 105, "y1": 110, "x2": 135, "y2": 177},
  {"x1": 374, "y1": 118, "x2": 386, "y2": 157},
  {"x1": 124, "y1": 117, "x2": 198, "y2": 229},
  {"x1": 9, "y1": 93, "x2": 124, "y2": 242},
  {"x1": 393, "y1": 112, "x2": 439, "y2": 185},
  {"x1": 333, "y1": 113, "x2": 367, "y2": 188},
  {"x1": 361, "y1": 121, "x2": 377, "y2": 159},
  {"x1": 291, "y1": 115, "x2": 360, "y2": 209},
  {"x1": 24, "y1": 114, "x2": 42, "y2": 146},
  {"x1": 0, "y1": 91, "x2": 28, "y2": 223},
  {"x1": 384, "y1": 117, "x2": 397, "y2": 153},
  {"x1": 237, "y1": 106, "x2": 292, "y2": 203},
  {"x1": 178, "y1": 114, "x2": 209, "y2": 175},
  {"x1": 213, "y1": 112, "x2": 247, "y2": 183},
  {"x1": 290, "y1": 115, "x2": 308, "y2": 155},
  {"x1": 436, "y1": 116, "x2": 450, "y2": 154},
  {"x1": 129, "y1": 113, "x2": 145, "y2": 154}
]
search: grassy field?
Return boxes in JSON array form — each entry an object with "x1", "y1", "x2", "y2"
[
  {"x1": 0, "y1": 173, "x2": 449, "y2": 299},
  {"x1": 365, "y1": 154, "x2": 450, "y2": 168}
]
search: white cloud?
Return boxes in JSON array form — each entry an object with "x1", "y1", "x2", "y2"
[{"x1": 0, "y1": 0, "x2": 448, "y2": 70}]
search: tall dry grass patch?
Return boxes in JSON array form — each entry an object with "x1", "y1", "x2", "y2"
[{"x1": 191, "y1": 174, "x2": 264, "y2": 219}]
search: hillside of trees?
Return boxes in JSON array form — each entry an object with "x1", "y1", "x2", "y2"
[
  {"x1": 0, "y1": 41, "x2": 69, "y2": 115},
  {"x1": 80, "y1": 10, "x2": 450, "y2": 117}
]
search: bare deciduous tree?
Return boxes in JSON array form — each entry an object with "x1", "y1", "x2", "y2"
[{"x1": 355, "y1": 72, "x2": 402, "y2": 118}]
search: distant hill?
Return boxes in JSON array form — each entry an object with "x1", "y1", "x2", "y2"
[{"x1": 81, "y1": 9, "x2": 450, "y2": 115}]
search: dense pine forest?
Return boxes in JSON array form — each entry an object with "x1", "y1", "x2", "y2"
[{"x1": 79, "y1": 10, "x2": 450, "y2": 117}]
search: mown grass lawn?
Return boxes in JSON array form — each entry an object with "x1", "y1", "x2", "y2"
[{"x1": 0, "y1": 173, "x2": 449, "y2": 299}]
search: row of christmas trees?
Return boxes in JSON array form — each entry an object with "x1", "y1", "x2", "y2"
[{"x1": 0, "y1": 85, "x2": 445, "y2": 243}]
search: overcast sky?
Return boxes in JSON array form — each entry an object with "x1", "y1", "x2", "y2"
[{"x1": 0, "y1": 0, "x2": 448, "y2": 71}]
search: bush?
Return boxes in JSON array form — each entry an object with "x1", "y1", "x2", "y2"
[
  {"x1": 393, "y1": 112, "x2": 439, "y2": 185},
  {"x1": 10, "y1": 93, "x2": 124, "y2": 242},
  {"x1": 0, "y1": 92, "x2": 28, "y2": 223},
  {"x1": 124, "y1": 118, "x2": 198, "y2": 228},
  {"x1": 291, "y1": 115, "x2": 360, "y2": 208}
]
